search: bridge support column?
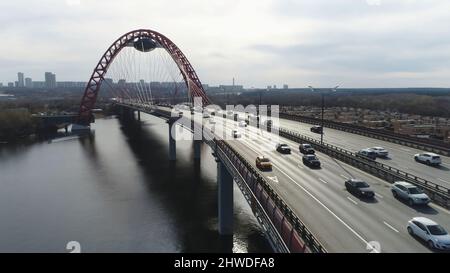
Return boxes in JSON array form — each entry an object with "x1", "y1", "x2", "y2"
[
  {"x1": 194, "y1": 140, "x2": 201, "y2": 160},
  {"x1": 137, "y1": 110, "x2": 141, "y2": 121},
  {"x1": 217, "y1": 160, "x2": 233, "y2": 235},
  {"x1": 168, "y1": 118, "x2": 177, "y2": 161}
]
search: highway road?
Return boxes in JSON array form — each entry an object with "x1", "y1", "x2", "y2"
[
  {"x1": 199, "y1": 114, "x2": 450, "y2": 253},
  {"x1": 277, "y1": 118, "x2": 450, "y2": 188}
]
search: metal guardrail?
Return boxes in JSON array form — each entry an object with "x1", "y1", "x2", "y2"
[
  {"x1": 277, "y1": 127, "x2": 450, "y2": 208},
  {"x1": 212, "y1": 139, "x2": 326, "y2": 253},
  {"x1": 207, "y1": 138, "x2": 290, "y2": 253},
  {"x1": 280, "y1": 112, "x2": 450, "y2": 156}
]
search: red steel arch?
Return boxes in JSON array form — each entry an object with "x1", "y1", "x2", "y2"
[{"x1": 78, "y1": 29, "x2": 211, "y2": 124}]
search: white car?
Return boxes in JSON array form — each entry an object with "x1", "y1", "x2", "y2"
[
  {"x1": 202, "y1": 112, "x2": 210, "y2": 118},
  {"x1": 370, "y1": 147, "x2": 389, "y2": 158},
  {"x1": 407, "y1": 217, "x2": 450, "y2": 250},
  {"x1": 209, "y1": 119, "x2": 216, "y2": 124},
  {"x1": 414, "y1": 152, "x2": 441, "y2": 166},
  {"x1": 391, "y1": 181, "x2": 430, "y2": 206},
  {"x1": 239, "y1": 121, "x2": 247, "y2": 127}
]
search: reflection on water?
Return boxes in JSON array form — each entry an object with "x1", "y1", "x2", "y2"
[{"x1": 0, "y1": 115, "x2": 272, "y2": 253}]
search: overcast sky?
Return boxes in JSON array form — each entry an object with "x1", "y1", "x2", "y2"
[{"x1": 1, "y1": 0, "x2": 450, "y2": 88}]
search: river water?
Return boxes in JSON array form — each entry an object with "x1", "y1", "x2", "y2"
[{"x1": 0, "y1": 114, "x2": 271, "y2": 253}]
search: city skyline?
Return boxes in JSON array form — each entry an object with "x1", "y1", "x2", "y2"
[{"x1": 1, "y1": 1, "x2": 450, "y2": 88}]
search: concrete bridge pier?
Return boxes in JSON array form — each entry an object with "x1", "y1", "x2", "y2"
[
  {"x1": 120, "y1": 107, "x2": 134, "y2": 121},
  {"x1": 118, "y1": 105, "x2": 124, "y2": 119},
  {"x1": 194, "y1": 140, "x2": 201, "y2": 160},
  {"x1": 217, "y1": 159, "x2": 233, "y2": 235},
  {"x1": 137, "y1": 110, "x2": 141, "y2": 121},
  {"x1": 168, "y1": 118, "x2": 177, "y2": 161}
]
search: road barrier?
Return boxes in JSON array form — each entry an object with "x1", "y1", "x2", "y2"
[
  {"x1": 280, "y1": 112, "x2": 450, "y2": 157},
  {"x1": 213, "y1": 139, "x2": 326, "y2": 253},
  {"x1": 277, "y1": 127, "x2": 450, "y2": 209}
]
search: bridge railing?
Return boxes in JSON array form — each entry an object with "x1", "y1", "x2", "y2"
[
  {"x1": 280, "y1": 112, "x2": 450, "y2": 157},
  {"x1": 209, "y1": 137, "x2": 326, "y2": 253},
  {"x1": 277, "y1": 127, "x2": 450, "y2": 208}
]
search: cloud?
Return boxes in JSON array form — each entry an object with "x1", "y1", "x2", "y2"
[{"x1": 0, "y1": 0, "x2": 450, "y2": 88}]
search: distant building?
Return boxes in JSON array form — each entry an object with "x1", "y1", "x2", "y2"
[
  {"x1": 15, "y1": 81, "x2": 18, "y2": 87},
  {"x1": 8, "y1": 82, "x2": 14, "y2": 88},
  {"x1": 17, "y1": 72, "x2": 24, "y2": 87},
  {"x1": 0, "y1": 82, "x2": 3, "y2": 88},
  {"x1": 283, "y1": 84, "x2": 288, "y2": 90},
  {"x1": 56, "y1": 81, "x2": 86, "y2": 88},
  {"x1": 25, "y1": 77, "x2": 33, "y2": 88},
  {"x1": 45, "y1": 72, "x2": 56, "y2": 88},
  {"x1": 104, "y1": 78, "x2": 114, "y2": 87},
  {"x1": 219, "y1": 84, "x2": 243, "y2": 92},
  {"x1": 32, "y1": 81, "x2": 46, "y2": 88}
]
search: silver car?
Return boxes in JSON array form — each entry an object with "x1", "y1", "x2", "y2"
[
  {"x1": 391, "y1": 181, "x2": 430, "y2": 206},
  {"x1": 370, "y1": 147, "x2": 389, "y2": 158},
  {"x1": 407, "y1": 217, "x2": 450, "y2": 250}
]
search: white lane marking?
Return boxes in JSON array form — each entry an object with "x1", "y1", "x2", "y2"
[
  {"x1": 267, "y1": 176, "x2": 279, "y2": 183},
  {"x1": 375, "y1": 193, "x2": 384, "y2": 199},
  {"x1": 340, "y1": 174, "x2": 349, "y2": 179},
  {"x1": 272, "y1": 165, "x2": 377, "y2": 252},
  {"x1": 383, "y1": 221, "x2": 399, "y2": 233},
  {"x1": 297, "y1": 164, "x2": 304, "y2": 169},
  {"x1": 347, "y1": 197, "x2": 358, "y2": 205},
  {"x1": 400, "y1": 148, "x2": 412, "y2": 152},
  {"x1": 438, "y1": 178, "x2": 449, "y2": 184},
  {"x1": 319, "y1": 178, "x2": 328, "y2": 184}
]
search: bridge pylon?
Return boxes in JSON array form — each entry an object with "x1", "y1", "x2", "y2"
[
  {"x1": 167, "y1": 117, "x2": 177, "y2": 161},
  {"x1": 217, "y1": 159, "x2": 234, "y2": 235}
]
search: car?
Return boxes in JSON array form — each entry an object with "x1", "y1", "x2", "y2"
[
  {"x1": 414, "y1": 153, "x2": 442, "y2": 166},
  {"x1": 231, "y1": 130, "x2": 241, "y2": 138},
  {"x1": 370, "y1": 147, "x2": 389, "y2": 158},
  {"x1": 310, "y1": 125, "x2": 323, "y2": 134},
  {"x1": 356, "y1": 148, "x2": 377, "y2": 160},
  {"x1": 276, "y1": 144, "x2": 291, "y2": 154},
  {"x1": 407, "y1": 217, "x2": 450, "y2": 250},
  {"x1": 202, "y1": 112, "x2": 210, "y2": 118},
  {"x1": 256, "y1": 156, "x2": 272, "y2": 171},
  {"x1": 302, "y1": 154, "x2": 321, "y2": 168},
  {"x1": 345, "y1": 179, "x2": 375, "y2": 198},
  {"x1": 299, "y1": 143, "x2": 315, "y2": 154},
  {"x1": 263, "y1": 119, "x2": 273, "y2": 127},
  {"x1": 391, "y1": 181, "x2": 430, "y2": 206},
  {"x1": 239, "y1": 121, "x2": 247, "y2": 127},
  {"x1": 209, "y1": 119, "x2": 216, "y2": 124}
]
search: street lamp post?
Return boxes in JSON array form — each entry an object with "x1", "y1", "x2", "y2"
[{"x1": 308, "y1": 85, "x2": 339, "y2": 144}]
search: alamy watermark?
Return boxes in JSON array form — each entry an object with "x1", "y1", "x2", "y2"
[{"x1": 169, "y1": 97, "x2": 280, "y2": 143}]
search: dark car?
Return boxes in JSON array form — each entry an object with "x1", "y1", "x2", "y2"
[
  {"x1": 276, "y1": 144, "x2": 291, "y2": 154},
  {"x1": 302, "y1": 154, "x2": 321, "y2": 168},
  {"x1": 345, "y1": 179, "x2": 375, "y2": 198},
  {"x1": 264, "y1": 119, "x2": 273, "y2": 127},
  {"x1": 299, "y1": 143, "x2": 315, "y2": 154},
  {"x1": 310, "y1": 125, "x2": 323, "y2": 134}
]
